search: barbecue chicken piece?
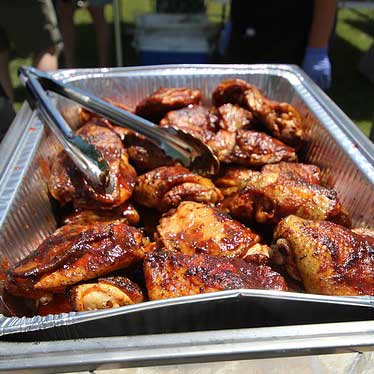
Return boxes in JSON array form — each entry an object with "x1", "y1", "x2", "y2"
[
  {"x1": 212, "y1": 79, "x2": 304, "y2": 147},
  {"x1": 5, "y1": 220, "x2": 148, "y2": 298},
  {"x1": 144, "y1": 251, "x2": 288, "y2": 300},
  {"x1": 216, "y1": 162, "x2": 350, "y2": 226},
  {"x1": 135, "y1": 87, "x2": 202, "y2": 123},
  {"x1": 272, "y1": 215, "x2": 374, "y2": 296},
  {"x1": 123, "y1": 130, "x2": 177, "y2": 173},
  {"x1": 49, "y1": 122, "x2": 137, "y2": 210},
  {"x1": 215, "y1": 103, "x2": 253, "y2": 132},
  {"x1": 156, "y1": 201, "x2": 269, "y2": 263},
  {"x1": 62, "y1": 202, "x2": 140, "y2": 226},
  {"x1": 160, "y1": 105, "x2": 218, "y2": 133},
  {"x1": 133, "y1": 166, "x2": 223, "y2": 212},
  {"x1": 209, "y1": 129, "x2": 297, "y2": 167},
  {"x1": 69, "y1": 276, "x2": 144, "y2": 312},
  {"x1": 38, "y1": 276, "x2": 144, "y2": 315}
]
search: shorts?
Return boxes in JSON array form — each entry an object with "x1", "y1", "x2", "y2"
[{"x1": 0, "y1": 0, "x2": 62, "y2": 58}]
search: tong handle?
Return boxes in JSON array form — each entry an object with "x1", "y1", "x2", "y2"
[{"x1": 19, "y1": 67, "x2": 111, "y2": 191}]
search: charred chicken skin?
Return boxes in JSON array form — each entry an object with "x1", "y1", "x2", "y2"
[
  {"x1": 135, "y1": 87, "x2": 202, "y2": 123},
  {"x1": 212, "y1": 79, "x2": 304, "y2": 147},
  {"x1": 133, "y1": 166, "x2": 223, "y2": 212},
  {"x1": 49, "y1": 122, "x2": 137, "y2": 209},
  {"x1": 144, "y1": 251, "x2": 288, "y2": 300},
  {"x1": 156, "y1": 201, "x2": 269, "y2": 263},
  {"x1": 216, "y1": 162, "x2": 350, "y2": 226},
  {"x1": 272, "y1": 215, "x2": 374, "y2": 296},
  {"x1": 5, "y1": 220, "x2": 148, "y2": 298}
]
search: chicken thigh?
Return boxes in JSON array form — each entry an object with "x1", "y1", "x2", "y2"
[{"x1": 272, "y1": 215, "x2": 374, "y2": 296}]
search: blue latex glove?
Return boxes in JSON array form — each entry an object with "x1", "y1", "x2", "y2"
[{"x1": 302, "y1": 47, "x2": 332, "y2": 90}]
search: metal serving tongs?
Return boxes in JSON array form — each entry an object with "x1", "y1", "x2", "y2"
[{"x1": 19, "y1": 67, "x2": 220, "y2": 192}]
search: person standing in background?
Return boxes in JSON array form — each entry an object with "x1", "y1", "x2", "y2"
[
  {"x1": 57, "y1": 0, "x2": 111, "y2": 67},
  {"x1": 0, "y1": 0, "x2": 62, "y2": 102},
  {"x1": 219, "y1": 0, "x2": 337, "y2": 90}
]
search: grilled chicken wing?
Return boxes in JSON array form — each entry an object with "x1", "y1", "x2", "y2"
[
  {"x1": 135, "y1": 87, "x2": 202, "y2": 123},
  {"x1": 272, "y1": 215, "x2": 374, "y2": 295},
  {"x1": 156, "y1": 201, "x2": 269, "y2": 263},
  {"x1": 133, "y1": 166, "x2": 223, "y2": 212},
  {"x1": 5, "y1": 221, "x2": 148, "y2": 298},
  {"x1": 144, "y1": 251, "x2": 288, "y2": 300},
  {"x1": 212, "y1": 79, "x2": 304, "y2": 147},
  {"x1": 62, "y1": 202, "x2": 140, "y2": 226},
  {"x1": 49, "y1": 122, "x2": 137, "y2": 209},
  {"x1": 216, "y1": 162, "x2": 350, "y2": 226},
  {"x1": 69, "y1": 276, "x2": 144, "y2": 312}
]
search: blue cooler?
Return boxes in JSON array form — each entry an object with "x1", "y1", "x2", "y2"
[{"x1": 134, "y1": 14, "x2": 211, "y2": 65}]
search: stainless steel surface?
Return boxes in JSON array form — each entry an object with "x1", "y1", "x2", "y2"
[
  {"x1": 19, "y1": 67, "x2": 112, "y2": 192},
  {"x1": 0, "y1": 65, "x2": 374, "y2": 362},
  {"x1": 23, "y1": 67, "x2": 219, "y2": 176},
  {"x1": 2, "y1": 321, "x2": 374, "y2": 373}
]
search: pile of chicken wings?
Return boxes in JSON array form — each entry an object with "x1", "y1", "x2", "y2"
[{"x1": 4, "y1": 79, "x2": 374, "y2": 316}]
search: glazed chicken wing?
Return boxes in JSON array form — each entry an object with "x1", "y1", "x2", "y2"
[
  {"x1": 272, "y1": 215, "x2": 374, "y2": 295},
  {"x1": 133, "y1": 166, "x2": 223, "y2": 212},
  {"x1": 49, "y1": 122, "x2": 137, "y2": 209},
  {"x1": 5, "y1": 220, "x2": 148, "y2": 298},
  {"x1": 156, "y1": 201, "x2": 269, "y2": 263},
  {"x1": 144, "y1": 251, "x2": 288, "y2": 300},
  {"x1": 212, "y1": 79, "x2": 304, "y2": 147},
  {"x1": 135, "y1": 87, "x2": 202, "y2": 123},
  {"x1": 216, "y1": 162, "x2": 350, "y2": 226}
]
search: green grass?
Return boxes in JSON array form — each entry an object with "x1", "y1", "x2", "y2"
[{"x1": 10, "y1": 4, "x2": 374, "y2": 136}]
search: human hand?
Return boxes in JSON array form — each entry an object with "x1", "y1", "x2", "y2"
[{"x1": 302, "y1": 47, "x2": 332, "y2": 90}]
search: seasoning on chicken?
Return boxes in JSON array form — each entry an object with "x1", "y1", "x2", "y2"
[
  {"x1": 69, "y1": 276, "x2": 144, "y2": 312},
  {"x1": 48, "y1": 122, "x2": 137, "y2": 209},
  {"x1": 272, "y1": 215, "x2": 374, "y2": 296},
  {"x1": 62, "y1": 202, "x2": 140, "y2": 227},
  {"x1": 133, "y1": 166, "x2": 223, "y2": 212},
  {"x1": 156, "y1": 201, "x2": 269, "y2": 262},
  {"x1": 135, "y1": 87, "x2": 202, "y2": 123},
  {"x1": 212, "y1": 79, "x2": 304, "y2": 147},
  {"x1": 144, "y1": 250, "x2": 288, "y2": 300},
  {"x1": 5, "y1": 220, "x2": 148, "y2": 298},
  {"x1": 216, "y1": 162, "x2": 350, "y2": 226}
]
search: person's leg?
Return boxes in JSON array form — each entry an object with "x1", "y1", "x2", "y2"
[
  {"x1": 0, "y1": 49, "x2": 13, "y2": 101},
  {"x1": 57, "y1": 0, "x2": 76, "y2": 67},
  {"x1": 32, "y1": 46, "x2": 59, "y2": 71},
  {"x1": 88, "y1": 5, "x2": 110, "y2": 67}
]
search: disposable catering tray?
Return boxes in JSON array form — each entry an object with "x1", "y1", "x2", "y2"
[{"x1": 0, "y1": 65, "x2": 374, "y2": 371}]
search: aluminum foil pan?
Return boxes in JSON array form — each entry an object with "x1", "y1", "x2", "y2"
[{"x1": 0, "y1": 64, "x2": 374, "y2": 340}]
